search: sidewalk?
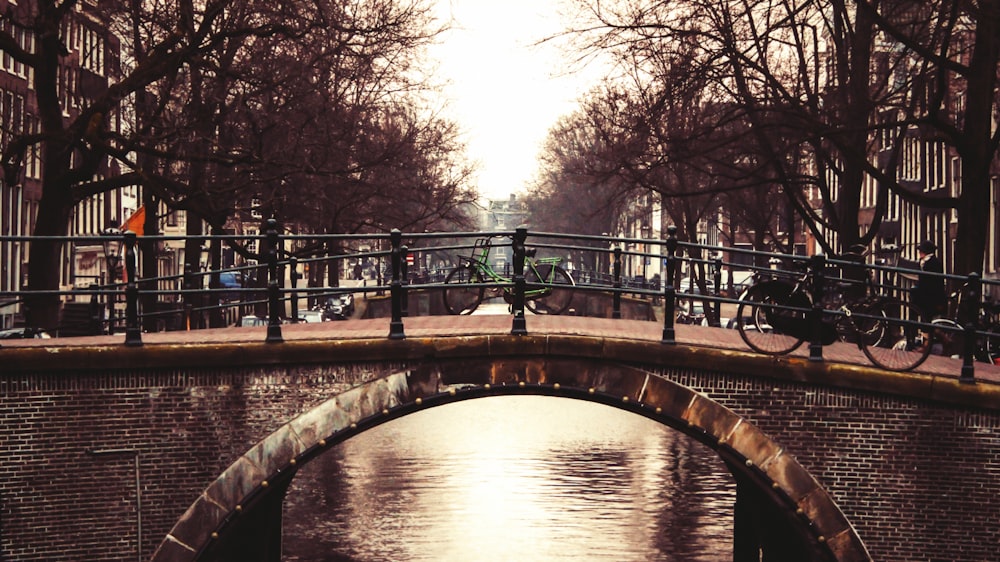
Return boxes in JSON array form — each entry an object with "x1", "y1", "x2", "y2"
[{"x1": 4, "y1": 312, "x2": 997, "y2": 384}]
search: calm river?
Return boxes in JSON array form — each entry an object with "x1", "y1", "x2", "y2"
[{"x1": 281, "y1": 396, "x2": 736, "y2": 561}]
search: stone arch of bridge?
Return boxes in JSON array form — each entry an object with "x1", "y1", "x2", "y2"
[{"x1": 151, "y1": 358, "x2": 871, "y2": 562}]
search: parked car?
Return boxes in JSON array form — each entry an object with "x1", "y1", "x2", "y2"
[
  {"x1": 297, "y1": 310, "x2": 326, "y2": 323},
  {"x1": 726, "y1": 270, "x2": 755, "y2": 296},
  {"x1": 218, "y1": 272, "x2": 244, "y2": 302},
  {"x1": 0, "y1": 327, "x2": 51, "y2": 339},
  {"x1": 678, "y1": 277, "x2": 716, "y2": 295},
  {"x1": 236, "y1": 315, "x2": 267, "y2": 327},
  {"x1": 318, "y1": 293, "x2": 354, "y2": 320},
  {"x1": 676, "y1": 301, "x2": 706, "y2": 325}
]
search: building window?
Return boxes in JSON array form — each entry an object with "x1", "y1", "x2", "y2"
[
  {"x1": 245, "y1": 229, "x2": 259, "y2": 257},
  {"x1": 25, "y1": 115, "x2": 40, "y2": 179},
  {"x1": 80, "y1": 25, "x2": 104, "y2": 75}
]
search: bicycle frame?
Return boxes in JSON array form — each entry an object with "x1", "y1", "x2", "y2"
[
  {"x1": 749, "y1": 260, "x2": 895, "y2": 347},
  {"x1": 460, "y1": 237, "x2": 561, "y2": 299}
]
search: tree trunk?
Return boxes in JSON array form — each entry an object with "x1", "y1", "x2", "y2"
[
  {"x1": 25, "y1": 13, "x2": 74, "y2": 332},
  {"x1": 26, "y1": 193, "x2": 72, "y2": 331},
  {"x1": 184, "y1": 214, "x2": 206, "y2": 329},
  {"x1": 954, "y1": 5, "x2": 998, "y2": 276}
]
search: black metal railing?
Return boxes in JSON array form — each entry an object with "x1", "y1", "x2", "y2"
[{"x1": 2, "y1": 224, "x2": 998, "y2": 382}]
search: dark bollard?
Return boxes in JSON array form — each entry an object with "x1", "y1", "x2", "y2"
[
  {"x1": 511, "y1": 227, "x2": 528, "y2": 335},
  {"x1": 960, "y1": 273, "x2": 981, "y2": 384},
  {"x1": 388, "y1": 229, "x2": 405, "y2": 339},
  {"x1": 123, "y1": 231, "x2": 142, "y2": 347},
  {"x1": 962, "y1": 322, "x2": 977, "y2": 384},
  {"x1": 612, "y1": 246, "x2": 622, "y2": 319},
  {"x1": 808, "y1": 254, "x2": 826, "y2": 361},
  {"x1": 265, "y1": 218, "x2": 283, "y2": 343},
  {"x1": 662, "y1": 226, "x2": 678, "y2": 344}
]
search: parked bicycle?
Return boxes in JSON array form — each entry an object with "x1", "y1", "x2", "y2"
[
  {"x1": 925, "y1": 284, "x2": 1000, "y2": 365},
  {"x1": 735, "y1": 249, "x2": 924, "y2": 371},
  {"x1": 864, "y1": 260, "x2": 1000, "y2": 371},
  {"x1": 442, "y1": 237, "x2": 575, "y2": 315}
]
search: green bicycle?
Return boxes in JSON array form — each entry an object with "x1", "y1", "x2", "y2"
[{"x1": 443, "y1": 237, "x2": 575, "y2": 315}]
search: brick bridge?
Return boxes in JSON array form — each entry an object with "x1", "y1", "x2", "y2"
[{"x1": 2, "y1": 314, "x2": 999, "y2": 562}]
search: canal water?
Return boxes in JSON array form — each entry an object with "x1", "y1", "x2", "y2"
[{"x1": 282, "y1": 396, "x2": 736, "y2": 561}]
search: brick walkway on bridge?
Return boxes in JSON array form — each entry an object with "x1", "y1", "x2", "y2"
[{"x1": 4, "y1": 310, "x2": 999, "y2": 385}]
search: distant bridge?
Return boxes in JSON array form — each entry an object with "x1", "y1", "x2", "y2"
[{"x1": 3, "y1": 314, "x2": 999, "y2": 562}]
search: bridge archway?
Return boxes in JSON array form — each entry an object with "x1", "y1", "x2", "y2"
[{"x1": 152, "y1": 359, "x2": 871, "y2": 562}]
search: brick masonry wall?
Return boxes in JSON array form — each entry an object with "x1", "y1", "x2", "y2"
[
  {"x1": 0, "y1": 363, "x2": 390, "y2": 562},
  {"x1": 659, "y1": 367, "x2": 1000, "y2": 562},
  {"x1": 2, "y1": 359, "x2": 998, "y2": 561}
]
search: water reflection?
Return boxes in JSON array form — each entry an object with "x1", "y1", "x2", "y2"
[{"x1": 282, "y1": 396, "x2": 735, "y2": 561}]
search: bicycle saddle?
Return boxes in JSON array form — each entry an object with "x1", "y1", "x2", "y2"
[{"x1": 525, "y1": 248, "x2": 537, "y2": 258}]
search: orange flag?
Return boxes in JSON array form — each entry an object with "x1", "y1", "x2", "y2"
[
  {"x1": 119, "y1": 206, "x2": 146, "y2": 283},
  {"x1": 121, "y1": 205, "x2": 145, "y2": 236}
]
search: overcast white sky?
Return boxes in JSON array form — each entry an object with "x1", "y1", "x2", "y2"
[{"x1": 428, "y1": 0, "x2": 605, "y2": 201}]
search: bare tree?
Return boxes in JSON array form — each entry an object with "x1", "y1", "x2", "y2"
[
  {"x1": 1, "y1": 0, "x2": 472, "y2": 329},
  {"x1": 526, "y1": 87, "x2": 636, "y2": 237},
  {"x1": 563, "y1": 0, "x2": 977, "y2": 263},
  {"x1": 855, "y1": 0, "x2": 1000, "y2": 275}
]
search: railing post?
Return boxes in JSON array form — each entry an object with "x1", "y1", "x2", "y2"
[
  {"x1": 89, "y1": 283, "x2": 102, "y2": 335},
  {"x1": 265, "y1": 218, "x2": 283, "y2": 343},
  {"x1": 183, "y1": 264, "x2": 194, "y2": 331},
  {"x1": 289, "y1": 257, "x2": 300, "y2": 323},
  {"x1": 960, "y1": 272, "x2": 981, "y2": 384},
  {"x1": 400, "y1": 245, "x2": 409, "y2": 318},
  {"x1": 712, "y1": 255, "x2": 723, "y2": 327},
  {"x1": 388, "y1": 229, "x2": 405, "y2": 339},
  {"x1": 376, "y1": 245, "x2": 385, "y2": 296},
  {"x1": 511, "y1": 227, "x2": 528, "y2": 335},
  {"x1": 107, "y1": 234, "x2": 120, "y2": 335},
  {"x1": 123, "y1": 231, "x2": 142, "y2": 347},
  {"x1": 808, "y1": 253, "x2": 826, "y2": 362},
  {"x1": 662, "y1": 226, "x2": 678, "y2": 344},
  {"x1": 612, "y1": 246, "x2": 622, "y2": 319}
]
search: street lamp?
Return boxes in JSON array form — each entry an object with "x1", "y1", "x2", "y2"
[
  {"x1": 102, "y1": 227, "x2": 122, "y2": 334},
  {"x1": 102, "y1": 227, "x2": 122, "y2": 280}
]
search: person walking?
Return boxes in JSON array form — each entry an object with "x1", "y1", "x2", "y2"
[{"x1": 901, "y1": 240, "x2": 947, "y2": 323}]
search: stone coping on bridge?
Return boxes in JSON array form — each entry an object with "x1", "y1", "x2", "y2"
[{"x1": 4, "y1": 315, "x2": 999, "y2": 412}]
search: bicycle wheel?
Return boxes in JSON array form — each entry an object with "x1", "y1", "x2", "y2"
[
  {"x1": 925, "y1": 317, "x2": 1000, "y2": 363},
  {"x1": 929, "y1": 318, "x2": 964, "y2": 359},
  {"x1": 860, "y1": 316, "x2": 932, "y2": 371},
  {"x1": 984, "y1": 326, "x2": 1000, "y2": 364},
  {"x1": 844, "y1": 300, "x2": 889, "y2": 347},
  {"x1": 525, "y1": 264, "x2": 575, "y2": 315},
  {"x1": 443, "y1": 267, "x2": 484, "y2": 315},
  {"x1": 736, "y1": 283, "x2": 805, "y2": 355}
]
